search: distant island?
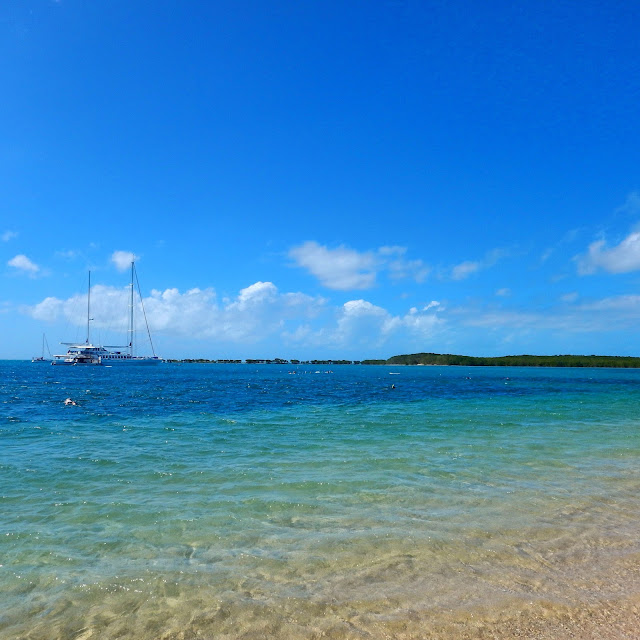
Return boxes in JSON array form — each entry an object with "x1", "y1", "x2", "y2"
[
  {"x1": 166, "y1": 353, "x2": 640, "y2": 367},
  {"x1": 386, "y1": 352, "x2": 640, "y2": 368}
]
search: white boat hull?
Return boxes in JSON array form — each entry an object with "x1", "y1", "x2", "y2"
[
  {"x1": 52, "y1": 353, "x2": 162, "y2": 366},
  {"x1": 51, "y1": 359, "x2": 102, "y2": 366}
]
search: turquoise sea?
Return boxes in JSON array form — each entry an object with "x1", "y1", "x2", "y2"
[{"x1": 3, "y1": 361, "x2": 640, "y2": 639}]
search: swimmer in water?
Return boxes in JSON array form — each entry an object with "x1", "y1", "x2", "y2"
[{"x1": 64, "y1": 398, "x2": 77, "y2": 406}]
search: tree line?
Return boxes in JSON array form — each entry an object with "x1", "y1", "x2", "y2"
[
  {"x1": 386, "y1": 352, "x2": 640, "y2": 368},
  {"x1": 165, "y1": 353, "x2": 640, "y2": 367}
]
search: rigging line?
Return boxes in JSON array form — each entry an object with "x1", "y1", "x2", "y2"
[
  {"x1": 134, "y1": 264, "x2": 157, "y2": 357},
  {"x1": 87, "y1": 270, "x2": 91, "y2": 344}
]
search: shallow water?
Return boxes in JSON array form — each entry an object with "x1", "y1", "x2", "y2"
[{"x1": 2, "y1": 362, "x2": 640, "y2": 638}]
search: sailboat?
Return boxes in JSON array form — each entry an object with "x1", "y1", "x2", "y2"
[
  {"x1": 52, "y1": 262, "x2": 162, "y2": 366},
  {"x1": 31, "y1": 334, "x2": 52, "y2": 363},
  {"x1": 51, "y1": 271, "x2": 103, "y2": 365}
]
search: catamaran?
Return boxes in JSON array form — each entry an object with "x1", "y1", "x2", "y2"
[{"x1": 52, "y1": 262, "x2": 162, "y2": 366}]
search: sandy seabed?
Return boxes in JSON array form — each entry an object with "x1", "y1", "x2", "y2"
[
  {"x1": 7, "y1": 525, "x2": 640, "y2": 640},
  {"x1": 28, "y1": 600, "x2": 640, "y2": 640},
  {"x1": 10, "y1": 589, "x2": 640, "y2": 640}
]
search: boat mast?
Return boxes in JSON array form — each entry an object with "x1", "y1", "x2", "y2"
[
  {"x1": 129, "y1": 261, "x2": 135, "y2": 356},
  {"x1": 86, "y1": 271, "x2": 91, "y2": 344}
]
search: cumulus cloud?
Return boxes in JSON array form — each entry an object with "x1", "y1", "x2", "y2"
[
  {"x1": 576, "y1": 232, "x2": 640, "y2": 275},
  {"x1": 42, "y1": 271, "x2": 444, "y2": 353},
  {"x1": 30, "y1": 285, "x2": 130, "y2": 327},
  {"x1": 28, "y1": 266, "x2": 640, "y2": 355},
  {"x1": 8, "y1": 254, "x2": 39, "y2": 275},
  {"x1": 111, "y1": 250, "x2": 139, "y2": 272},
  {"x1": 334, "y1": 299, "x2": 442, "y2": 346},
  {"x1": 289, "y1": 241, "x2": 429, "y2": 290},
  {"x1": 29, "y1": 296, "x2": 65, "y2": 321},
  {"x1": 576, "y1": 194, "x2": 640, "y2": 275},
  {"x1": 289, "y1": 241, "x2": 378, "y2": 290},
  {"x1": 2, "y1": 231, "x2": 17, "y2": 242},
  {"x1": 285, "y1": 298, "x2": 443, "y2": 350},
  {"x1": 27, "y1": 281, "x2": 327, "y2": 344}
]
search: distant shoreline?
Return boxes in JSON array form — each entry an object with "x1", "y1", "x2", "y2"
[
  {"x1": 159, "y1": 353, "x2": 640, "y2": 368},
  {"x1": 386, "y1": 352, "x2": 640, "y2": 368},
  {"x1": 12, "y1": 353, "x2": 640, "y2": 368}
]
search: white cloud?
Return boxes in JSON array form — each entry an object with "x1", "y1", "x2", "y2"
[
  {"x1": 232, "y1": 281, "x2": 278, "y2": 308},
  {"x1": 387, "y1": 255, "x2": 430, "y2": 283},
  {"x1": 459, "y1": 309, "x2": 541, "y2": 330},
  {"x1": 577, "y1": 232, "x2": 640, "y2": 275},
  {"x1": 496, "y1": 288, "x2": 511, "y2": 297},
  {"x1": 451, "y1": 261, "x2": 480, "y2": 280},
  {"x1": 55, "y1": 250, "x2": 79, "y2": 260},
  {"x1": 578, "y1": 294, "x2": 640, "y2": 312},
  {"x1": 614, "y1": 191, "x2": 640, "y2": 217},
  {"x1": 289, "y1": 241, "x2": 430, "y2": 290},
  {"x1": 29, "y1": 296, "x2": 64, "y2": 321},
  {"x1": 447, "y1": 248, "x2": 508, "y2": 281},
  {"x1": 27, "y1": 268, "x2": 640, "y2": 356},
  {"x1": 378, "y1": 245, "x2": 406, "y2": 257},
  {"x1": 289, "y1": 241, "x2": 378, "y2": 290},
  {"x1": 576, "y1": 194, "x2": 640, "y2": 275},
  {"x1": 146, "y1": 282, "x2": 326, "y2": 342},
  {"x1": 111, "y1": 250, "x2": 139, "y2": 272},
  {"x1": 540, "y1": 248, "x2": 553, "y2": 263},
  {"x1": 2, "y1": 231, "x2": 17, "y2": 242},
  {"x1": 561, "y1": 292, "x2": 579, "y2": 303},
  {"x1": 30, "y1": 285, "x2": 130, "y2": 327},
  {"x1": 27, "y1": 281, "x2": 327, "y2": 345},
  {"x1": 342, "y1": 299, "x2": 388, "y2": 318},
  {"x1": 290, "y1": 298, "x2": 443, "y2": 350},
  {"x1": 452, "y1": 292, "x2": 640, "y2": 335},
  {"x1": 341, "y1": 299, "x2": 441, "y2": 343},
  {"x1": 8, "y1": 254, "x2": 39, "y2": 275}
]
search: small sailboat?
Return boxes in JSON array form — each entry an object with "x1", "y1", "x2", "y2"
[
  {"x1": 31, "y1": 334, "x2": 51, "y2": 363},
  {"x1": 52, "y1": 262, "x2": 162, "y2": 366}
]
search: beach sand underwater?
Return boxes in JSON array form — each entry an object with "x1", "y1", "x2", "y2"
[{"x1": 3, "y1": 361, "x2": 640, "y2": 639}]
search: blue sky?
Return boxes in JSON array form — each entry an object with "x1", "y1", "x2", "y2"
[{"x1": 2, "y1": 0, "x2": 640, "y2": 360}]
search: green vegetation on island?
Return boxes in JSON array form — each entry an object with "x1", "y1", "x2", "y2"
[
  {"x1": 164, "y1": 353, "x2": 640, "y2": 367},
  {"x1": 386, "y1": 352, "x2": 640, "y2": 368}
]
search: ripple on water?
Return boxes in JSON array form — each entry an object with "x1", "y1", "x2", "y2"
[{"x1": 3, "y1": 363, "x2": 640, "y2": 638}]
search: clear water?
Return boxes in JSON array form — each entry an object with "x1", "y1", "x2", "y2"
[{"x1": 2, "y1": 362, "x2": 640, "y2": 639}]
